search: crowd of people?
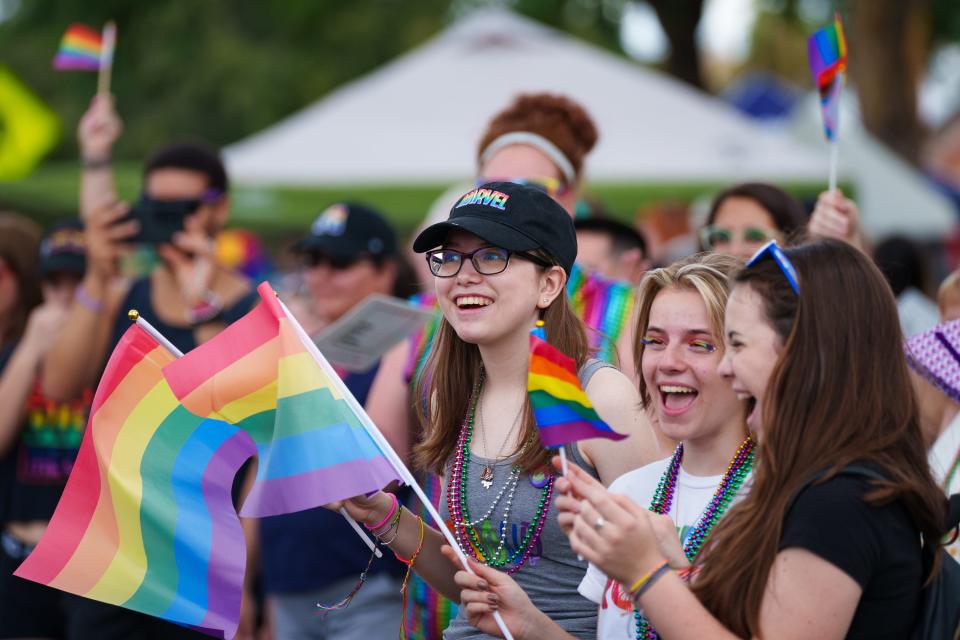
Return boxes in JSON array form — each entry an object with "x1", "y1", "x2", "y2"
[{"x1": 0, "y1": 89, "x2": 958, "y2": 640}]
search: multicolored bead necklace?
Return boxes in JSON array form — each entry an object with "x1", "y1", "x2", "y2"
[
  {"x1": 447, "y1": 375, "x2": 555, "y2": 574},
  {"x1": 634, "y1": 436, "x2": 755, "y2": 640}
]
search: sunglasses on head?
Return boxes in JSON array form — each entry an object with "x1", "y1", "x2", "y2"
[
  {"x1": 425, "y1": 246, "x2": 551, "y2": 278},
  {"x1": 476, "y1": 176, "x2": 569, "y2": 198},
  {"x1": 746, "y1": 240, "x2": 800, "y2": 295},
  {"x1": 700, "y1": 225, "x2": 776, "y2": 250}
]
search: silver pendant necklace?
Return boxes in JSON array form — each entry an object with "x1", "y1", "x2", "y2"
[{"x1": 478, "y1": 389, "x2": 524, "y2": 489}]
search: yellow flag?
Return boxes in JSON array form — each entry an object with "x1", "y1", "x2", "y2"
[{"x1": 0, "y1": 66, "x2": 60, "y2": 180}]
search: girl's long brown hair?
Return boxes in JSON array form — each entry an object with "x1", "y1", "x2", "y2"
[
  {"x1": 692, "y1": 239, "x2": 946, "y2": 636},
  {"x1": 414, "y1": 252, "x2": 589, "y2": 476}
]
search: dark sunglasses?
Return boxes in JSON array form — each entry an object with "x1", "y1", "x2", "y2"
[
  {"x1": 746, "y1": 240, "x2": 800, "y2": 295},
  {"x1": 301, "y1": 252, "x2": 359, "y2": 271},
  {"x1": 425, "y1": 246, "x2": 551, "y2": 278}
]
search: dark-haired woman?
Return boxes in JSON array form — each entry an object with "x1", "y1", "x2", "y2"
[
  {"x1": 700, "y1": 183, "x2": 807, "y2": 261},
  {"x1": 547, "y1": 240, "x2": 943, "y2": 639}
]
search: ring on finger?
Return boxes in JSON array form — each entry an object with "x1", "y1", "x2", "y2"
[{"x1": 594, "y1": 515, "x2": 605, "y2": 531}]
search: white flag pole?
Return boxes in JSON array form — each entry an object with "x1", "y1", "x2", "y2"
[
  {"x1": 278, "y1": 299, "x2": 516, "y2": 640},
  {"x1": 128, "y1": 310, "x2": 383, "y2": 559},
  {"x1": 97, "y1": 21, "x2": 116, "y2": 96}
]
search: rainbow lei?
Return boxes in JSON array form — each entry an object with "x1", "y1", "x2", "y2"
[
  {"x1": 566, "y1": 263, "x2": 636, "y2": 363},
  {"x1": 634, "y1": 436, "x2": 755, "y2": 640},
  {"x1": 447, "y1": 376, "x2": 554, "y2": 574}
]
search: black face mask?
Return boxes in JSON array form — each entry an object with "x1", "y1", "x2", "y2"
[{"x1": 126, "y1": 194, "x2": 202, "y2": 244}]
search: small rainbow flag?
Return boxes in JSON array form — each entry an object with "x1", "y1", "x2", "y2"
[
  {"x1": 164, "y1": 282, "x2": 402, "y2": 517},
  {"x1": 53, "y1": 23, "x2": 103, "y2": 71},
  {"x1": 807, "y1": 14, "x2": 848, "y2": 141},
  {"x1": 15, "y1": 322, "x2": 257, "y2": 638},
  {"x1": 528, "y1": 334, "x2": 627, "y2": 448}
]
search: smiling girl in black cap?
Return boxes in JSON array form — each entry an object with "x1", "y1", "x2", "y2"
[{"x1": 335, "y1": 182, "x2": 658, "y2": 640}]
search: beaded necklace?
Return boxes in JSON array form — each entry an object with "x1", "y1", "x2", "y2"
[
  {"x1": 634, "y1": 436, "x2": 755, "y2": 640},
  {"x1": 447, "y1": 375, "x2": 554, "y2": 575}
]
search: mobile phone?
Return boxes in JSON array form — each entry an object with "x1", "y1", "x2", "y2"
[{"x1": 123, "y1": 195, "x2": 200, "y2": 244}]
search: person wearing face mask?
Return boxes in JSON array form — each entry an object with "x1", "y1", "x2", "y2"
[
  {"x1": 447, "y1": 253, "x2": 755, "y2": 640},
  {"x1": 335, "y1": 182, "x2": 658, "y2": 640},
  {"x1": 40, "y1": 101, "x2": 258, "y2": 640},
  {"x1": 699, "y1": 183, "x2": 807, "y2": 261},
  {"x1": 543, "y1": 239, "x2": 946, "y2": 640}
]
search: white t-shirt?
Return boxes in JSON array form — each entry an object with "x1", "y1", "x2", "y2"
[
  {"x1": 929, "y1": 412, "x2": 960, "y2": 560},
  {"x1": 577, "y1": 456, "x2": 751, "y2": 640}
]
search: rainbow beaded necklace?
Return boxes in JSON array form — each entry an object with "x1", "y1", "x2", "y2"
[
  {"x1": 634, "y1": 436, "x2": 755, "y2": 640},
  {"x1": 446, "y1": 375, "x2": 554, "y2": 575}
]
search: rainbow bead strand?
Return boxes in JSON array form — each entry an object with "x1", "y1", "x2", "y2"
[{"x1": 634, "y1": 436, "x2": 755, "y2": 640}]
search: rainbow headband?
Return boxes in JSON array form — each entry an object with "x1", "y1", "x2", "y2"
[{"x1": 479, "y1": 132, "x2": 576, "y2": 184}]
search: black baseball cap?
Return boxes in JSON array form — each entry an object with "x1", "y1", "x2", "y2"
[
  {"x1": 39, "y1": 220, "x2": 86, "y2": 277},
  {"x1": 412, "y1": 181, "x2": 577, "y2": 274},
  {"x1": 293, "y1": 202, "x2": 397, "y2": 261}
]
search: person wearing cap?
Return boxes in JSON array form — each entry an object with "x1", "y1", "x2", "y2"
[
  {"x1": 336, "y1": 182, "x2": 658, "y2": 640},
  {"x1": 573, "y1": 216, "x2": 649, "y2": 286},
  {"x1": 245, "y1": 201, "x2": 410, "y2": 640},
  {"x1": 0, "y1": 219, "x2": 98, "y2": 638},
  {"x1": 906, "y1": 320, "x2": 960, "y2": 560}
]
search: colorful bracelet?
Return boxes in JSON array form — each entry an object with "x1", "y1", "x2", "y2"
[
  {"x1": 394, "y1": 515, "x2": 425, "y2": 565},
  {"x1": 364, "y1": 493, "x2": 398, "y2": 532},
  {"x1": 373, "y1": 504, "x2": 402, "y2": 539},
  {"x1": 630, "y1": 560, "x2": 671, "y2": 605},
  {"x1": 378, "y1": 509, "x2": 404, "y2": 546},
  {"x1": 75, "y1": 283, "x2": 105, "y2": 314}
]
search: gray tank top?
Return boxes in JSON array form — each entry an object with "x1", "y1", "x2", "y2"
[{"x1": 439, "y1": 359, "x2": 613, "y2": 640}]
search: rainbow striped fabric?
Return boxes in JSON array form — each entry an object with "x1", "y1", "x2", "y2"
[
  {"x1": 807, "y1": 14, "x2": 848, "y2": 140},
  {"x1": 566, "y1": 263, "x2": 635, "y2": 363},
  {"x1": 528, "y1": 334, "x2": 626, "y2": 448},
  {"x1": 166, "y1": 282, "x2": 402, "y2": 518},
  {"x1": 53, "y1": 23, "x2": 103, "y2": 71},
  {"x1": 15, "y1": 322, "x2": 256, "y2": 638},
  {"x1": 16, "y1": 282, "x2": 402, "y2": 637}
]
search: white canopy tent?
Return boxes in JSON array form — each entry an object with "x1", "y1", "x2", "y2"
[{"x1": 225, "y1": 8, "x2": 827, "y2": 185}]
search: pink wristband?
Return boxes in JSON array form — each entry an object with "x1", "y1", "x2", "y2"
[
  {"x1": 365, "y1": 493, "x2": 398, "y2": 531},
  {"x1": 75, "y1": 283, "x2": 105, "y2": 313}
]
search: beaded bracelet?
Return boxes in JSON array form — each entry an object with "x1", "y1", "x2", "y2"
[
  {"x1": 364, "y1": 493, "x2": 398, "y2": 532},
  {"x1": 630, "y1": 560, "x2": 671, "y2": 605}
]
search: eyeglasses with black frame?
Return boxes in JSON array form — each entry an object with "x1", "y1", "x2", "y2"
[
  {"x1": 745, "y1": 240, "x2": 800, "y2": 295},
  {"x1": 425, "y1": 246, "x2": 552, "y2": 278}
]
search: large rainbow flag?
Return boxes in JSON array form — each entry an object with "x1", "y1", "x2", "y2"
[
  {"x1": 528, "y1": 334, "x2": 627, "y2": 448},
  {"x1": 53, "y1": 23, "x2": 103, "y2": 71},
  {"x1": 15, "y1": 322, "x2": 256, "y2": 638},
  {"x1": 165, "y1": 282, "x2": 402, "y2": 517},
  {"x1": 16, "y1": 282, "x2": 403, "y2": 637}
]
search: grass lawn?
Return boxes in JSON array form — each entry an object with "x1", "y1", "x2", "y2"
[{"x1": 1, "y1": 161, "x2": 835, "y2": 247}]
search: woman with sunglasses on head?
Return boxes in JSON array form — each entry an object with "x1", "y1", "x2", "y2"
[
  {"x1": 448, "y1": 253, "x2": 758, "y2": 640},
  {"x1": 544, "y1": 239, "x2": 946, "y2": 639},
  {"x1": 336, "y1": 182, "x2": 658, "y2": 640},
  {"x1": 700, "y1": 183, "x2": 807, "y2": 261}
]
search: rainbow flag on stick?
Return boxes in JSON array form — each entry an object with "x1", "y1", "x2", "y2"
[
  {"x1": 807, "y1": 13, "x2": 847, "y2": 142},
  {"x1": 164, "y1": 282, "x2": 403, "y2": 517},
  {"x1": 528, "y1": 334, "x2": 626, "y2": 448},
  {"x1": 15, "y1": 322, "x2": 257, "y2": 638},
  {"x1": 53, "y1": 23, "x2": 103, "y2": 70}
]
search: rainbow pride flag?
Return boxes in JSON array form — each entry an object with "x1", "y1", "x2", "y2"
[
  {"x1": 807, "y1": 14, "x2": 848, "y2": 140},
  {"x1": 164, "y1": 282, "x2": 402, "y2": 517},
  {"x1": 15, "y1": 322, "x2": 257, "y2": 638},
  {"x1": 53, "y1": 23, "x2": 103, "y2": 71},
  {"x1": 528, "y1": 334, "x2": 626, "y2": 448}
]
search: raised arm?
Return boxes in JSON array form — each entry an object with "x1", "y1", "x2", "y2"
[
  {"x1": 41, "y1": 199, "x2": 135, "y2": 400},
  {"x1": 78, "y1": 94, "x2": 122, "y2": 221}
]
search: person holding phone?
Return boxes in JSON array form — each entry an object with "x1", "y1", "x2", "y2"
[{"x1": 41, "y1": 100, "x2": 259, "y2": 640}]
